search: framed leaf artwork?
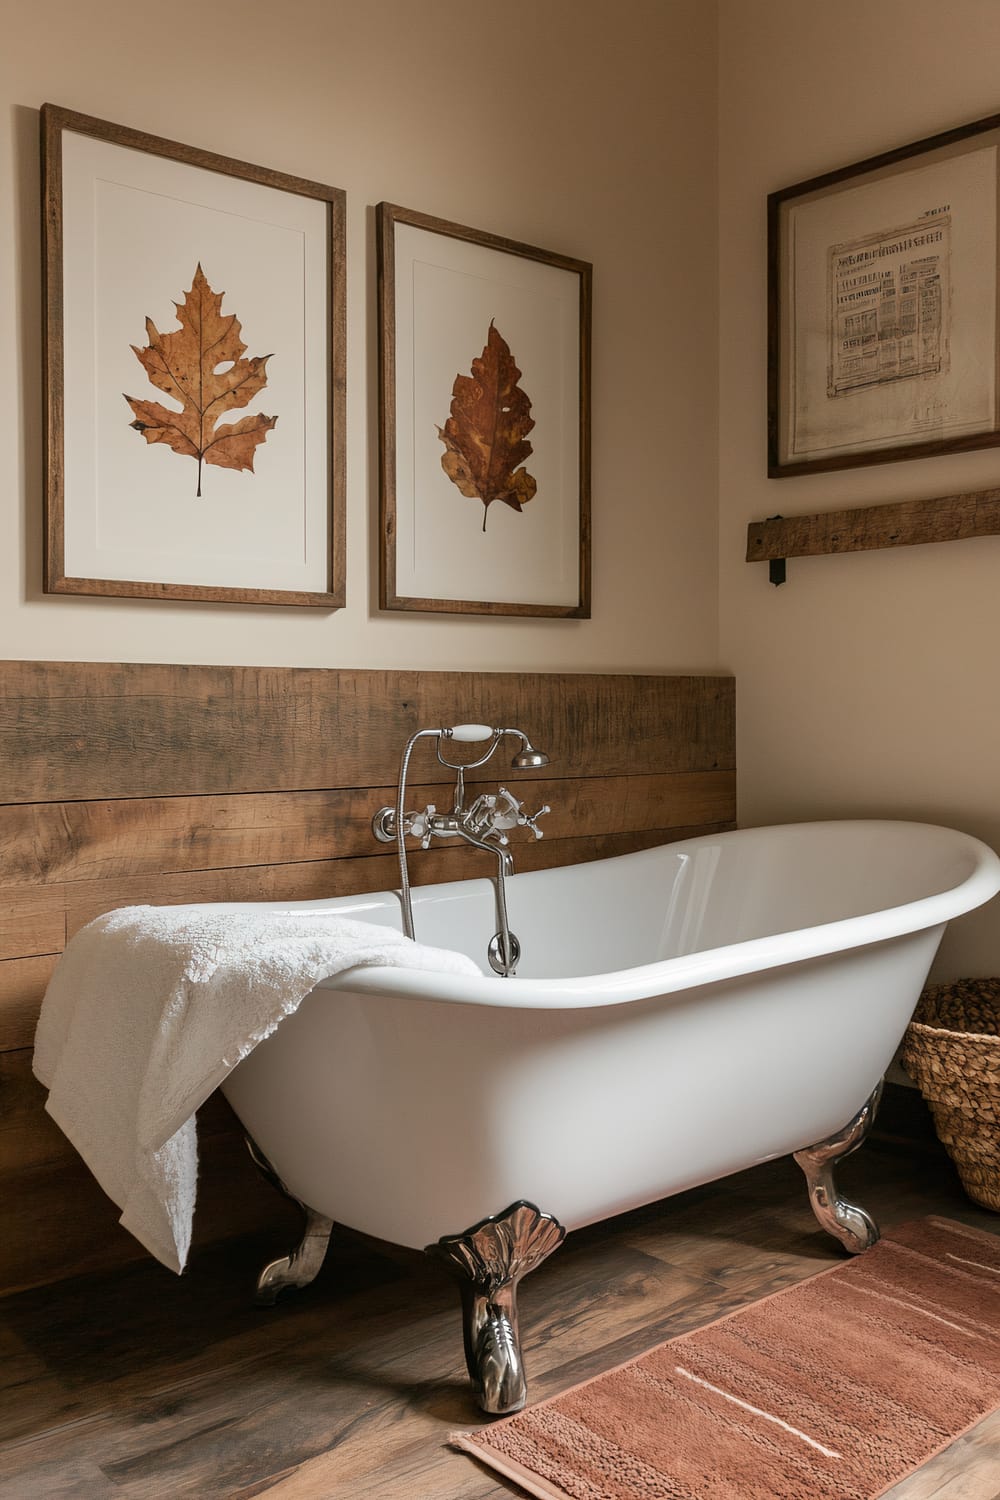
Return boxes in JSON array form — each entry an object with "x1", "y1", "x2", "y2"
[
  {"x1": 377, "y1": 203, "x2": 591, "y2": 617},
  {"x1": 41, "y1": 104, "x2": 346, "y2": 606}
]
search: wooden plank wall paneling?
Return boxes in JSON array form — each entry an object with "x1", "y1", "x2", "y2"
[{"x1": 0, "y1": 661, "x2": 735, "y2": 1296}]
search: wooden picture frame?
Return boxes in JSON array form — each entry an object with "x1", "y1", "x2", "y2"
[
  {"x1": 41, "y1": 104, "x2": 346, "y2": 606},
  {"x1": 769, "y1": 111, "x2": 1000, "y2": 477},
  {"x1": 377, "y1": 202, "x2": 591, "y2": 617}
]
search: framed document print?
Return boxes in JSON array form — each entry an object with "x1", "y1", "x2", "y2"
[
  {"x1": 769, "y1": 111, "x2": 1000, "y2": 477},
  {"x1": 41, "y1": 104, "x2": 346, "y2": 606},
  {"x1": 377, "y1": 202, "x2": 591, "y2": 616}
]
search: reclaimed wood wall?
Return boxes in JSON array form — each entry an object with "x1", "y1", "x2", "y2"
[{"x1": 0, "y1": 660, "x2": 736, "y2": 1294}]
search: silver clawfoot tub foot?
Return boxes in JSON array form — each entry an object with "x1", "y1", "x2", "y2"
[
  {"x1": 244, "y1": 1136, "x2": 335, "y2": 1305},
  {"x1": 428, "y1": 1200, "x2": 566, "y2": 1416},
  {"x1": 794, "y1": 1080, "x2": 884, "y2": 1254}
]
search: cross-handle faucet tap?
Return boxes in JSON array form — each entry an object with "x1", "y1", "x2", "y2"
[
  {"x1": 370, "y1": 723, "x2": 551, "y2": 973},
  {"x1": 464, "y1": 787, "x2": 551, "y2": 843}
]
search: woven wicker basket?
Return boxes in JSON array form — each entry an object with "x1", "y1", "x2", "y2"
[{"x1": 901, "y1": 978, "x2": 1000, "y2": 1212}]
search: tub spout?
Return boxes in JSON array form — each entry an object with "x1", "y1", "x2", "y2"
[
  {"x1": 372, "y1": 722, "x2": 552, "y2": 952},
  {"x1": 428, "y1": 1200, "x2": 566, "y2": 1415}
]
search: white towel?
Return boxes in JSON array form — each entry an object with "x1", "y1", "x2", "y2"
[{"x1": 32, "y1": 905, "x2": 480, "y2": 1274}]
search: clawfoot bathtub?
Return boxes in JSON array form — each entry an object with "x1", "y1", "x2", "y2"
[{"x1": 221, "y1": 820, "x2": 1000, "y2": 1413}]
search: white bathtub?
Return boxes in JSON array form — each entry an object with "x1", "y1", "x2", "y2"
[{"x1": 221, "y1": 819, "x2": 1000, "y2": 1411}]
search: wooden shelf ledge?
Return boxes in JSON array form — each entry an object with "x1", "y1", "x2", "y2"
[{"x1": 746, "y1": 485, "x2": 1000, "y2": 578}]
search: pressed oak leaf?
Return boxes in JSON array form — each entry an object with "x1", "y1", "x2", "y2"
[
  {"x1": 124, "y1": 264, "x2": 277, "y2": 497},
  {"x1": 437, "y1": 321, "x2": 536, "y2": 531}
]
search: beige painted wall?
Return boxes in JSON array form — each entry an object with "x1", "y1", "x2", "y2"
[
  {"x1": 719, "y1": 0, "x2": 1000, "y2": 975},
  {"x1": 17, "y1": 0, "x2": 994, "y2": 966},
  {"x1": 0, "y1": 0, "x2": 719, "y2": 673}
]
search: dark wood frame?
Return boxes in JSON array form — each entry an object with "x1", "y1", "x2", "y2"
[
  {"x1": 41, "y1": 104, "x2": 347, "y2": 607},
  {"x1": 376, "y1": 202, "x2": 591, "y2": 617},
  {"x1": 769, "y1": 110, "x2": 1000, "y2": 478}
]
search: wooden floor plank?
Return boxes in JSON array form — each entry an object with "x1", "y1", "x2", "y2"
[{"x1": 0, "y1": 1140, "x2": 997, "y2": 1498}]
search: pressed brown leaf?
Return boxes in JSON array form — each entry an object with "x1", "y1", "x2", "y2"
[
  {"x1": 437, "y1": 321, "x2": 536, "y2": 531},
  {"x1": 124, "y1": 264, "x2": 277, "y2": 496}
]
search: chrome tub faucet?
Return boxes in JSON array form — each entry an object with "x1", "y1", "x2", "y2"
[{"x1": 372, "y1": 725, "x2": 550, "y2": 974}]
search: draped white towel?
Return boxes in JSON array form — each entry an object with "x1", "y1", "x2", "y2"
[{"x1": 32, "y1": 905, "x2": 481, "y2": 1274}]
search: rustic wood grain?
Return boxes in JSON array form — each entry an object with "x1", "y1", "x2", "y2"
[
  {"x1": 55, "y1": 825, "x2": 721, "y2": 938},
  {"x1": 0, "y1": 959, "x2": 56, "y2": 1053},
  {"x1": 746, "y1": 486, "x2": 1000, "y2": 563},
  {"x1": 0, "y1": 1111, "x2": 298, "y2": 1299},
  {"x1": 0, "y1": 1051, "x2": 69, "y2": 1173},
  {"x1": 0, "y1": 1050, "x2": 252, "y2": 1177},
  {"x1": 1, "y1": 1064, "x2": 289, "y2": 1216},
  {"x1": 0, "y1": 1049, "x2": 85, "y2": 1174},
  {"x1": 0, "y1": 771, "x2": 734, "y2": 887},
  {"x1": 0, "y1": 889, "x2": 64, "y2": 962},
  {"x1": 0, "y1": 662, "x2": 733, "y2": 802},
  {"x1": 0, "y1": 1140, "x2": 995, "y2": 1497}
]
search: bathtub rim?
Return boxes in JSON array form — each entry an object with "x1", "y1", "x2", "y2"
[{"x1": 314, "y1": 819, "x2": 1000, "y2": 1011}]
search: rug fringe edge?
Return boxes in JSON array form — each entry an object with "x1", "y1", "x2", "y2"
[{"x1": 450, "y1": 1432, "x2": 572, "y2": 1500}]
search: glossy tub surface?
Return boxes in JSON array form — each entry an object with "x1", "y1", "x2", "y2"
[{"x1": 223, "y1": 820, "x2": 1000, "y2": 1248}]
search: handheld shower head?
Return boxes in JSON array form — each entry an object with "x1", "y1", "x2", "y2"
[
  {"x1": 510, "y1": 737, "x2": 549, "y2": 770},
  {"x1": 437, "y1": 723, "x2": 549, "y2": 769}
]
